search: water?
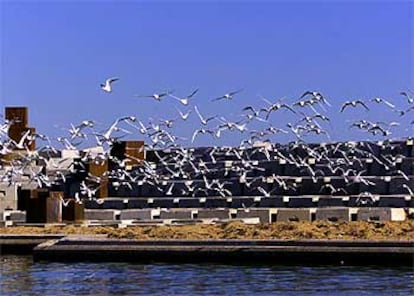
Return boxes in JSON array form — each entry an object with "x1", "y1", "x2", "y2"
[{"x1": 1, "y1": 255, "x2": 413, "y2": 296}]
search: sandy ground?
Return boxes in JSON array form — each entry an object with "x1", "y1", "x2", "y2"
[{"x1": 1, "y1": 220, "x2": 413, "y2": 240}]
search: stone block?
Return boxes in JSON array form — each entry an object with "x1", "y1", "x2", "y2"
[
  {"x1": 378, "y1": 196, "x2": 407, "y2": 208},
  {"x1": 317, "y1": 197, "x2": 345, "y2": 207},
  {"x1": 258, "y1": 197, "x2": 285, "y2": 208},
  {"x1": 119, "y1": 209, "x2": 154, "y2": 220},
  {"x1": 236, "y1": 209, "x2": 277, "y2": 223},
  {"x1": 315, "y1": 208, "x2": 352, "y2": 222},
  {"x1": 178, "y1": 198, "x2": 201, "y2": 208},
  {"x1": 276, "y1": 208, "x2": 312, "y2": 222},
  {"x1": 152, "y1": 198, "x2": 175, "y2": 208},
  {"x1": 0, "y1": 183, "x2": 18, "y2": 213},
  {"x1": 85, "y1": 209, "x2": 116, "y2": 220},
  {"x1": 288, "y1": 197, "x2": 314, "y2": 207},
  {"x1": 159, "y1": 209, "x2": 194, "y2": 220},
  {"x1": 357, "y1": 208, "x2": 406, "y2": 221},
  {"x1": 204, "y1": 198, "x2": 228, "y2": 208},
  {"x1": 196, "y1": 209, "x2": 230, "y2": 220},
  {"x1": 127, "y1": 199, "x2": 149, "y2": 209},
  {"x1": 3, "y1": 210, "x2": 26, "y2": 222}
]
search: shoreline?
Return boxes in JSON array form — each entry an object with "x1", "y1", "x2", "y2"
[{"x1": 1, "y1": 221, "x2": 414, "y2": 265}]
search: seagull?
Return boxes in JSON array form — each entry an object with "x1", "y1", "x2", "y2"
[
  {"x1": 191, "y1": 128, "x2": 215, "y2": 143},
  {"x1": 168, "y1": 88, "x2": 199, "y2": 106},
  {"x1": 340, "y1": 100, "x2": 370, "y2": 112},
  {"x1": 175, "y1": 107, "x2": 192, "y2": 121},
  {"x1": 100, "y1": 77, "x2": 119, "y2": 93},
  {"x1": 400, "y1": 91, "x2": 414, "y2": 104},
  {"x1": 134, "y1": 90, "x2": 173, "y2": 101},
  {"x1": 211, "y1": 89, "x2": 243, "y2": 102},
  {"x1": 370, "y1": 97, "x2": 395, "y2": 109},
  {"x1": 194, "y1": 105, "x2": 216, "y2": 125}
]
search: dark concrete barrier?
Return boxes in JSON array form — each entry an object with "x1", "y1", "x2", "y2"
[
  {"x1": 0, "y1": 234, "x2": 65, "y2": 254},
  {"x1": 33, "y1": 237, "x2": 414, "y2": 266}
]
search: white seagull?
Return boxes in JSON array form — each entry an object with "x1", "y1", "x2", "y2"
[{"x1": 100, "y1": 77, "x2": 119, "y2": 93}]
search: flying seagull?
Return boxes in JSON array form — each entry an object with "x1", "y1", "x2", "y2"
[
  {"x1": 134, "y1": 91, "x2": 173, "y2": 101},
  {"x1": 100, "y1": 77, "x2": 119, "y2": 93},
  {"x1": 168, "y1": 88, "x2": 199, "y2": 106},
  {"x1": 340, "y1": 100, "x2": 370, "y2": 112},
  {"x1": 212, "y1": 89, "x2": 243, "y2": 102}
]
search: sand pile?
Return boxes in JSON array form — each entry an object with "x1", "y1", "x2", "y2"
[{"x1": 1, "y1": 221, "x2": 413, "y2": 240}]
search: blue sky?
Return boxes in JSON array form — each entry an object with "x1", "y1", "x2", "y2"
[{"x1": 1, "y1": 1, "x2": 413, "y2": 147}]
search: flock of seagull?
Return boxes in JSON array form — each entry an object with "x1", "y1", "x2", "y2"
[{"x1": 0, "y1": 77, "x2": 413, "y2": 203}]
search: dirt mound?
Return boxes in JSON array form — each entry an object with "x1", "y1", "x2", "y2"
[{"x1": 1, "y1": 221, "x2": 413, "y2": 240}]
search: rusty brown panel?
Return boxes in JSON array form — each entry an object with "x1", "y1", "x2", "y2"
[
  {"x1": 50, "y1": 191, "x2": 64, "y2": 199},
  {"x1": 5, "y1": 107, "x2": 28, "y2": 126},
  {"x1": 46, "y1": 196, "x2": 62, "y2": 223},
  {"x1": 88, "y1": 160, "x2": 108, "y2": 177},
  {"x1": 98, "y1": 178, "x2": 109, "y2": 198},
  {"x1": 26, "y1": 127, "x2": 36, "y2": 151},
  {"x1": 62, "y1": 201, "x2": 85, "y2": 222}
]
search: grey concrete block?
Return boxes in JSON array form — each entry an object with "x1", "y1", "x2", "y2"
[
  {"x1": 259, "y1": 197, "x2": 284, "y2": 208},
  {"x1": 0, "y1": 184, "x2": 18, "y2": 213},
  {"x1": 159, "y1": 209, "x2": 194, "y2": 220},
  {"x1": 277, "y1": 209, "x2": 312, "y2": 222},
  {"x1": 318, "y1": 197, "x2": 345, "y2": 207},
  {"x1": 237, "y1": 209, "x2": 277, "y2": 223},
  {"x1": 196, "y1": 209, "x2": 230, "y2": 219},
  {"x1": 357, "y1": 208, "x2": 406, "y2": 221},
  {"x1": 127, "y1": 199, "x2": 148, "y2": 209},
  {"x1": 85, "y1": 209, "x2": 116, "y2": 220},
  {"x1": 3, "y1": 210, "x2": 26, "y2": 222},
  {"x1": 178, "y1": 198, "x2": 201, "y2": 208},
  {"x1": 378, "y1": 196, "x2": 407, "y2": 208},
  {"x1": 315, "y1": 208, "x2": 352, "y2": 222},
  {"x1": 120, "y1": 209, "x2": 154, "y2": 220},
  {"x1": 288, "y1": 197, "x2": 314, "y2": 208}
]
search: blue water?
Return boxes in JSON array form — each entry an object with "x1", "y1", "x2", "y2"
[{"x1": 1, "y1": 255, "x2": 413, "y2": 295}]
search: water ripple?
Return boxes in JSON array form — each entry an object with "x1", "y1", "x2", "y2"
[{"x1": 1, "y1": 256, "x2": 413, "y2": 296}]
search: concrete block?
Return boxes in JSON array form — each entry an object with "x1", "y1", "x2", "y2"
[
  {"x1": 120, "y1": 209, "x2": 154, "y2": 220},
  {"x1": 101, "y1": 199, "x2": 126, "y2": 210},
  {"x1": 357, "y1": 208, "x2": 407, "y2": 221},
  {"x1": 277, "y1": 208, "x2": 312, "y2": 222},
  {"x1": 3, "y1": 210, "x2": 26, "y2": 222},
  {"x1": 318, "y1": 197, "x2": 345, "y2": 207},
  {"x1": 0, "y1": 183, "x2": 18, "y2": 213},
  {"x1": 315, "y1": 208, "x2": 351, "y2": 222},
  {"x1": 196, "y1": 209, "x2": 230, "y2": 220},
  {"x1": 178, "y1": 198, "x2": 201, "y2": 208},
  {"x1": 127, "y1": 199, "x2": 149, "y2": 209},
  {"x1": 159, "y1": 209, "x2": 194, "y2": 220},
  {"x1": 230, "y1": 197, "x2": 255, "y2": 208},
  {"x1": 237, "y1": 209, "x2": 277, "y2": 223},
  {"x1": 288, "y1": 197, "x2": 314, "y2": 207},
  {"x1": 258, "y1": 197, "x2": 284, "y2": 208},
  {"x1": 85, "y1": 209, "x2": 116, "y2": 220},
  {"x1": 205, "y1": 198, "x2": 228, "y2": 208},
  {"x1": 378, "y1": 196, "x2": 407, "y2": 208},
  {"x1": 152, "y1": 198, "x2": 175, "y2": 208}
]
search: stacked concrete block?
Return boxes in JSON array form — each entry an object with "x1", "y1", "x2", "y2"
[
  {"x1": 0, "y1": 183, "x2": 18, "y2": 218},
  {"x1": 196, "y1": 209, "x2": 230, "y2": 220},
  {"x1": 315, "y1": 207, "x2": 355, "y2": 222},
  {"x1": 357, "y1": 208, "x2": 406, "y2": 221},
  {"x1": 236, "y1": 209, "x2": 277, "y2": 223},
  {"x1": 119, "y1": 209, "x2": 156, "y2": 220},
  {"x1": 159, "y1": 209, "x2": 194, "y2": 220},
  {"x1": 276, "y1": 208, "x2": 312, "y2": 222},
  {"x1": 85, "y1": 209, "x2": 117, "y2": 221}
]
